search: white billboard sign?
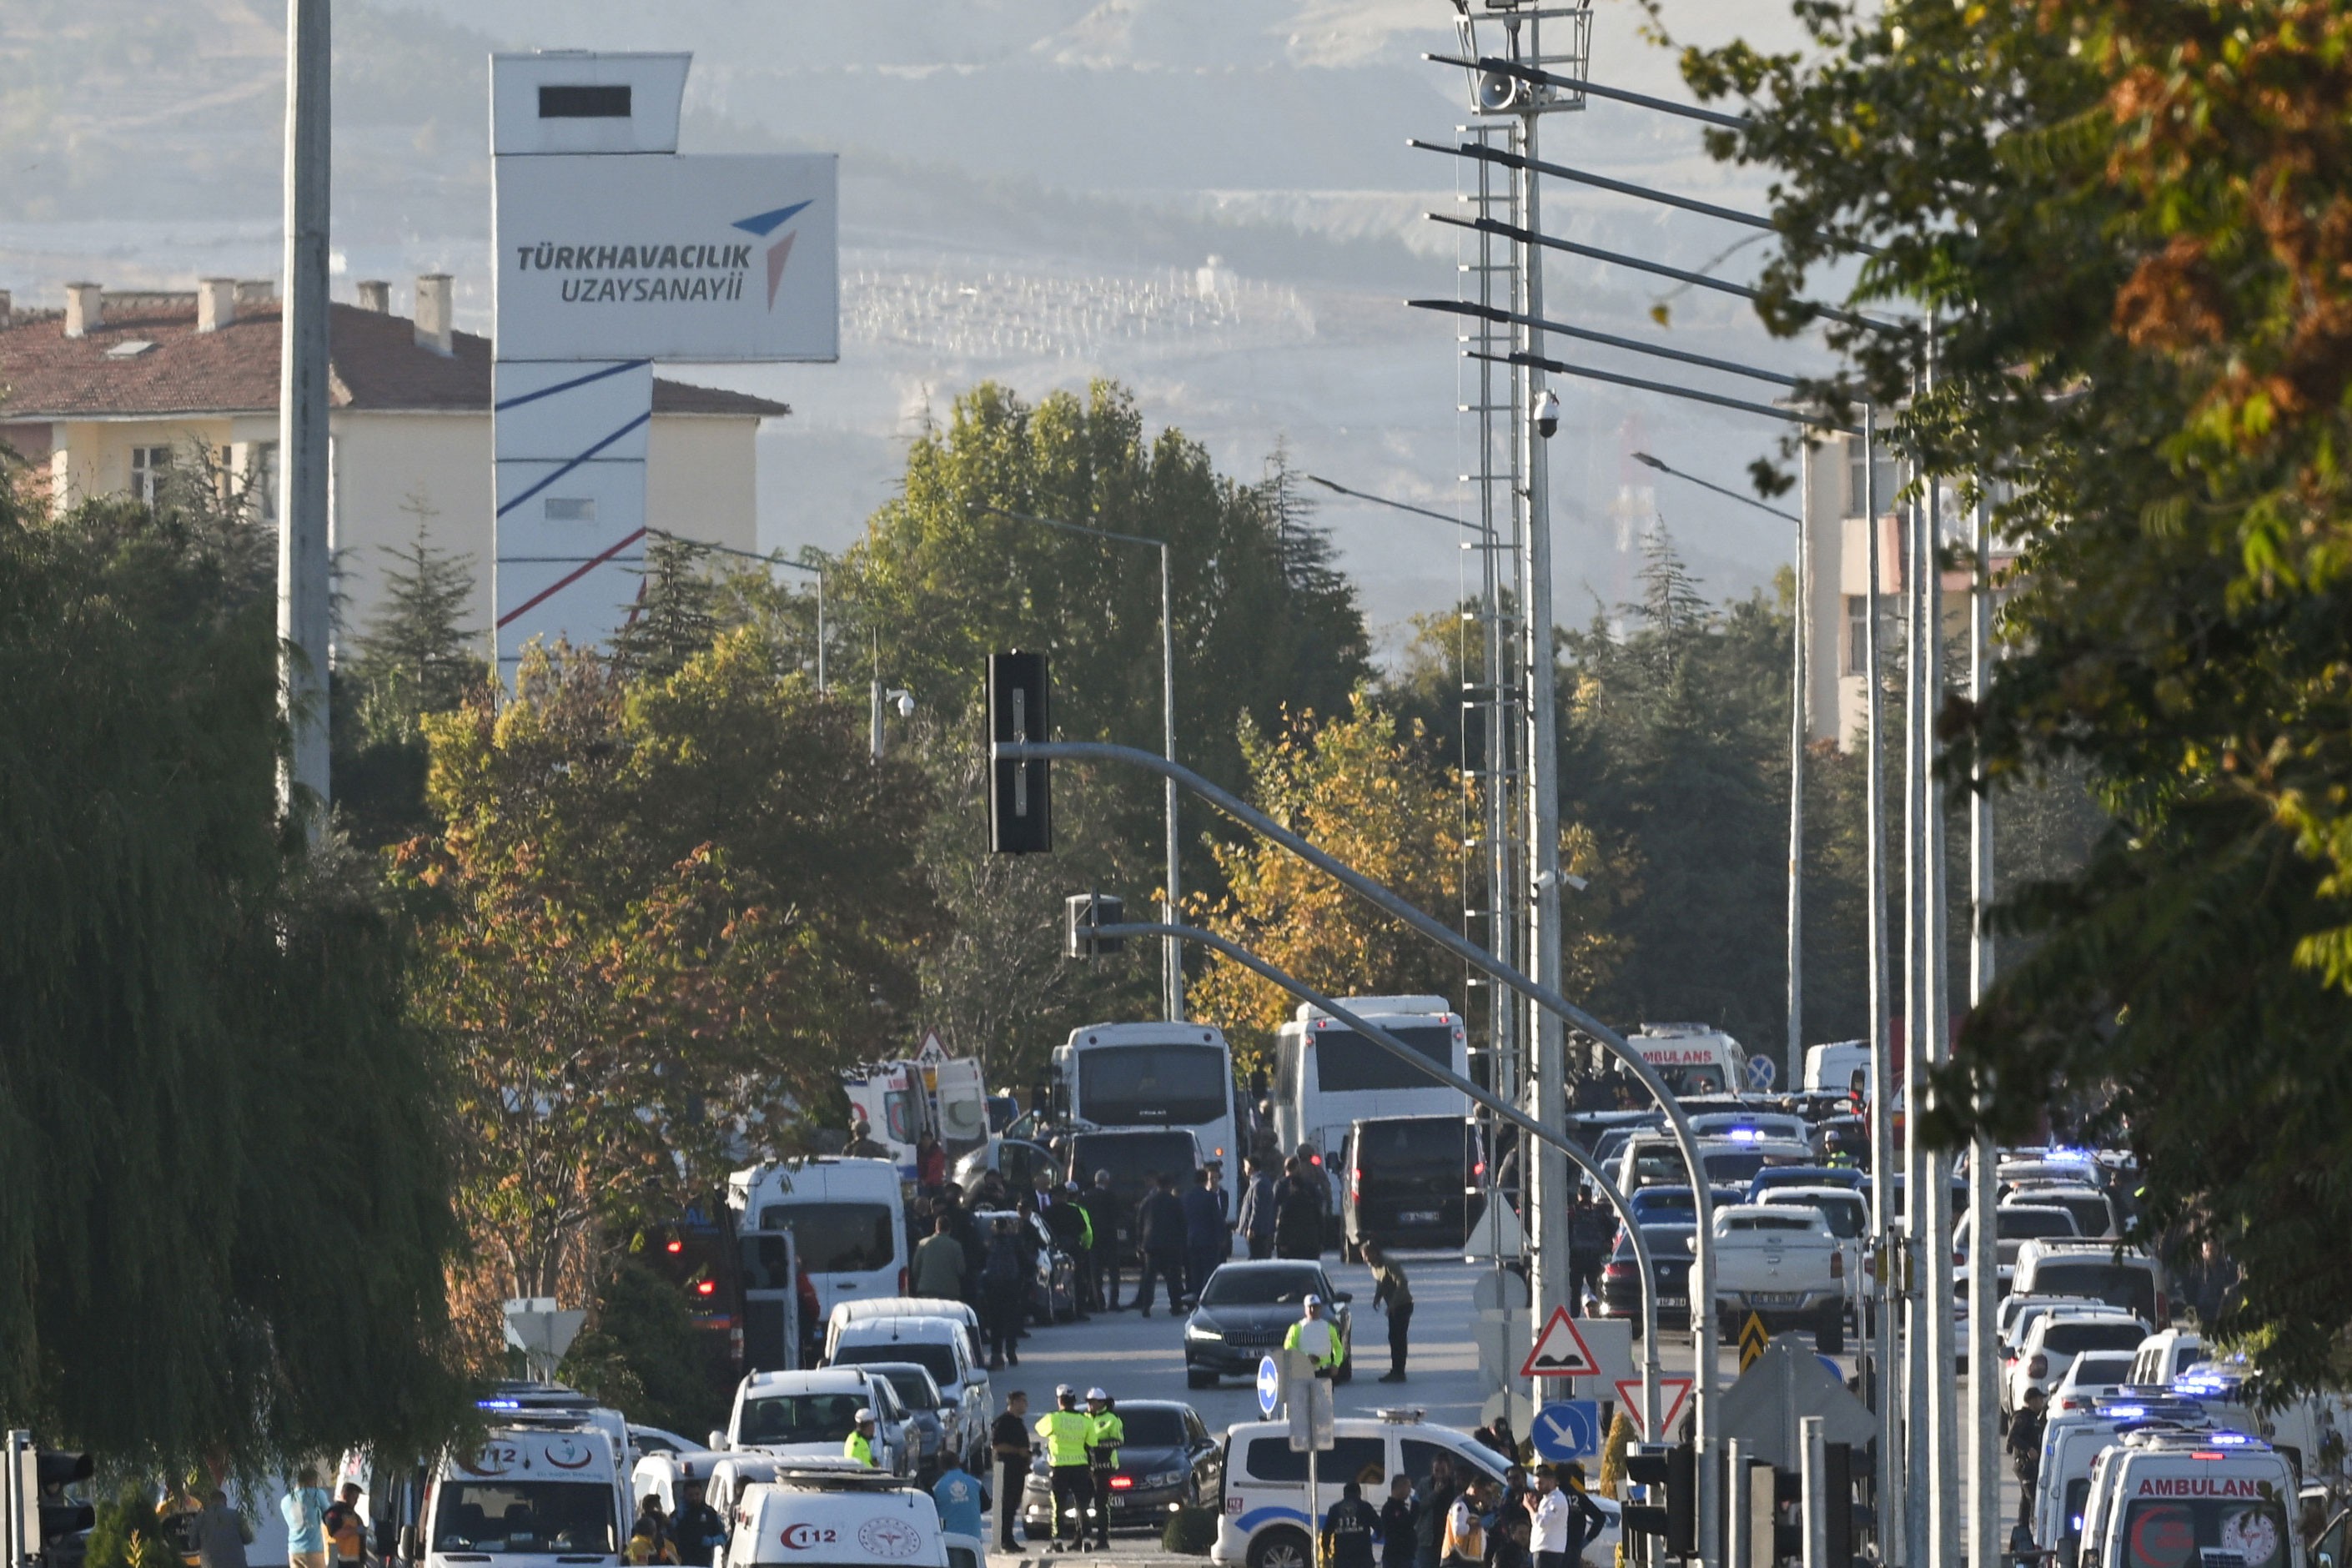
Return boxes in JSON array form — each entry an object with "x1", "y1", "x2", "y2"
[{"x1": 494, "y1": 152, "x2": 839, "y2": 363}]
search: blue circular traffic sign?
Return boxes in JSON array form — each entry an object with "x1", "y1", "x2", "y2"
[
  {"x1": 1746, "y1": 1053, "x2": 1778, "y2": 1089},
  {"x1": 1257, "y1": 1355, "x2": 1281, "y2": 1417}
]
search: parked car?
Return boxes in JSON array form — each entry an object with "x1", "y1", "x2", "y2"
[
  {"x1": 1020, "y1": 1400, "x2": 1223, "y2": 1534},
  {"x1": 847, "y1": 1360, "x2": 950, "y2": 1479},
  {"x1": 1594, "y1": 1223, "x2": 1697, "y2": 1332},
  {"x1": 2004, "y1": 1310, "x2": 2150, "y2": 1415},
  {"x1": 821, "y1": 1314, "x2": 991, "y2": 1470},
  {"x1": 1183, "y1": 1260, "x2": 1352, "y2": 1387}
]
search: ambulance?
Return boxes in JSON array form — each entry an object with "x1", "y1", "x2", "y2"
[
  {"x1": 2031, "y1": 1401, "x2": 2210, "y2": 1557},
  {"x1": 721, "y1": 1467, "x2": 951, "y2": 1568},
  {"x1": 1622, "y1": 1024, "x2": 1748, "y2": 1099},
  {"x1": 419, "y1": 1404, "x2": 631, "y2": 1568},
  {"x1": 2076, "y1": 1427, "x2": 2300, "y2": 1568}
]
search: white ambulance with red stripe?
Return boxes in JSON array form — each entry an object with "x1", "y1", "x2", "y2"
[{"x1": 2077, "y1": 1426, "x2": 2301, "y2": 1568}]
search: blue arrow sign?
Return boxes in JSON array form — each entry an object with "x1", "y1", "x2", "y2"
[
  {"x1": 1258, "y1": 1355, "x2": 1282, "y2": 1418},
  {"x1": 1746, "y1": 1053, "x2": 1778, "y2": 1089},
  {"x1": 1531, "y1": 1400, "x2": 1602, "y2": 1461}
]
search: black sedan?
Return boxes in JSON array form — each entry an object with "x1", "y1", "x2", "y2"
[
  {"x1": 1022, "y1": 1400, "x2": 1224, "y2": 1534},
  {"x1": 1181, "y1": 1260, "x2": 1353, "y2": 1386},
  {"x1": 1593, "y1": 1222, "x2": 1696, "y2": 1331}
]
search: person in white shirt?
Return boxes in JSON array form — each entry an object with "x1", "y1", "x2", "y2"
[{"x1": 1525, "y1": 1465, "x2": 1604, "y2": 1568}]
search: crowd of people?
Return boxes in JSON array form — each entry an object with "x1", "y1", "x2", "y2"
[
  {"x1": 864, "y1": 1104, "x2": 1367, "y2": 1365},
  {"x1": 1313, "y1": 1455, "x2": 1608, "y2": 1568}
]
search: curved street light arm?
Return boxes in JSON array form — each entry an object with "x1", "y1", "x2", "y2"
[
  {"x1": 1090, "y1": 917, "x2": 1662, "y2": 1434},
  {"x1": 993, "y1": 736, "x2": 1717, "y2": 1466}
]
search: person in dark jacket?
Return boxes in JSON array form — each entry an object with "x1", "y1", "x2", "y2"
[
  {"x1": 1181, "y1": 1168, "x2": 1226, "y2": 1306},
  {"x1": 1080, "y1": 1168, "x2": 1123, "y2": 1312},
  {"x1": 1133, "y1": 1173, "x2": 1189, "y2": 1317},
  {"x1": 1237, "y1": 1158, "x2": 1279, "y2": 1260},
  {"x1": 1324, "y1": 1481, "x2": 1381, "y2": 1568},
  {"x1": 1274, "y1": 1156, "x2": 1324, "y2": 1259},
  {"x1": 1380, "y1": 1476, "x2": 1419, "y2": 1568},
  {"x1": 1416, "y1": 1457, "x2": 1459, "y2": 1568},
  {"x1": 990, "y1": 1391, "x2": 1032, "y2": 1550},
  {"x1": 981, "y1": 1219, "x2": 1028, "y2": 1368}
]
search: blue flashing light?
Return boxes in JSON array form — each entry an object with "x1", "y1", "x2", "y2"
[
  {"x1": 2103, "y1": 1405, "x2": 2148, "y2": 1419},
  {"x1": 2210, "y1": 1431, "x2": 2253, "y2": 1445},
  {"x1": 1727, "y1": 1128, "x2": 1765, "y2": 1142},
  {"x1": 478, "y1": 1399, "x2": 521, "y2": 1410}
]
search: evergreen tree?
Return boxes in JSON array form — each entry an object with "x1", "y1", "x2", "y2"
[
  {"x1": 353, "y1": 518, "x2": 485, "y2": 741},
  {"x1": 611, "y1": 534, "x2": 721, "y2": 681}
]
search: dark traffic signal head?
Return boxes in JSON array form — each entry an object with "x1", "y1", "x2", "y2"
[
  {"x1": 1618, "y1": 1444, "x2": 1694, "y2": 1559},
  {"x1": 14, "y1": 1447, "x2": 94, "y2": 1557},
  {"x1": 987, "y1": 652, "x2": 1052, "y2": 853}
]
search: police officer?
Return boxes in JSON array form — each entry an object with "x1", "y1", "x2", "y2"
[
  {"x1": 1822, "y1": 1128, "x2": 1858, "y2": 1168},
  {"x1": 1034, "y1": 1385, "x2": 1095, "y2": 1552},
  {"x1": 990, "y1": 1390, "x2": 1032, "y2": 1551},
  {"x1": 1284, "y1": 1293, "x2": 1347, "y2": 1376},
  {"x1": 1323, "y1": 1480, "x2": 1380, "y2": 1568},
  {"x1": 844, "y1": 1408, "x2": 880, "y2": 1469},
  {"x1": 1083, "y1": 1389, "x2": 1123, "y2": 1550}
]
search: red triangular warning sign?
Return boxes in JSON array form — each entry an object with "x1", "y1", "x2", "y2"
[
  {"x1": 1521, "y1": 1307, "x2": 1604, "y2": 1378},
  {"x1": 1612, "y1": 1376, "x2": 1695, "y2": 1439}
]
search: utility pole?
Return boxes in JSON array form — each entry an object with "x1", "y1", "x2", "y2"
[
  {"x1": 1786, "y1": 441, "x2": 1808, "y2": 1088},
  {"x1": 1967, "y1": 492, "x2": 2001, "y2": 1568},
  {"x1": 1862, "y1": 406, "x2": 1903, "y2": 1568},
  {"x1": 1515, "y1": 44, "x2": 1573, "y2": 1360},
  {"x1": 1158, "y1": 536, "x2": 1184, "y2": 1021},
  {"x1": 278, "y1": 0, "x2": 331, "y2": 827},
  {"x1": 1923, "y1": 339, "x2": 1963, "y2": 1568},
  {"x1": 1901, "y1": 421, "x2": 1931, "y2": 1568}
]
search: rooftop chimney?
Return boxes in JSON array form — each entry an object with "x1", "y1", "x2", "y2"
[
  {"x1": 355, "y1": 279, "x2": 391, "y2": 314},
  {"x1": 63, "y1": 283, "x2": 103, "y2": 339},
  {"x1": 197, "y1": 278, "x2": 238, "y2": 333},
  {"x1": 415, "y1": 274, "x2": 454, "y2": 356}
]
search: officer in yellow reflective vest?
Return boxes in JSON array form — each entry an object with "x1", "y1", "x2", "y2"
[
  {"x1": 1083, "y1": 1389, "x2": 1123, "y2": 1550},
  {"x1": 844, "y1": 1407, "x2": 880, "y2": 1468},
  {"x1": 1284, "y1": 1294, "x2": 1347, "y2": 1376},
  {"x1": 1034, "y1": 1385, "x2": 1095, "y2": 1551}
]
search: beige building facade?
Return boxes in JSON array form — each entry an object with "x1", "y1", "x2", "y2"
[{"x1": 0, "y1": 275, "x2": 786, "y2": 655}]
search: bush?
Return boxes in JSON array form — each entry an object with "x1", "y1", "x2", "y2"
[{"x1": 1161, "y1": 1505, "x2": 1219, "y2": 1555}]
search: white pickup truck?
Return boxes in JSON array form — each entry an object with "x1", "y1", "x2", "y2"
[{"x1": 1704, "y1": 1204, "x2": 1847, "y2": 1352}]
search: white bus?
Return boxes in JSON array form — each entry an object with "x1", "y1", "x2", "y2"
[
  {"x1": 1052, "y1": 1021, "x2": 1241, "y2": 1168},
  {"x1": 1271, "y1": 996, "x2": 1470, "y2": 1161}
]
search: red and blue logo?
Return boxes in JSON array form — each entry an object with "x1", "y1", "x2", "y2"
[{"x1": 732, "y1": 200, "x2": 814, "y2": 309}]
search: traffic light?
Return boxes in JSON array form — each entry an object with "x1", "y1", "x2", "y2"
[
  {"x1": 1772, "y1": 1466, "x2": 1805, "y2": 1562},
  {"x1": 1064, "y1": 892, "x2": 1126, "y2": 958},
  {"x1": 11, "y1": 1445, "x2": 93, "y2": 1560},
  {"x1": 1822, "y1": 1442, "x2": 1855, "y2": 1568},
  {"x1": 1621, "y1": 1443, "x2": 1695, "y2": 1560},
  {"x1": 987, "y1": 651, "x2": 1052, "y2": 853}
]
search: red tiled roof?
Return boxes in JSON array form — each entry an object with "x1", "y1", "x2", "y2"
[{"x1": 0, "y1": 299, "x2": 790, "y2": 420}]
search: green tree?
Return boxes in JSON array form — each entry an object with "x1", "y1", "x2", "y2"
[
  {"x1": 833, "y1": 380, "x2": 1370, "y2": 925},
  {"x1": 1676, "y1": 0, "x2": 2352, "y2": 1386},
  {"x1": 399, "y1": 632, "x2": 944, "y2": 1356},
  {"x1": 338, "y1": 514, "x2": 490, "y2": 847},
  {"x1": 0, "y1": 481, "x2": 465, "y2": 1470},
  {"x1": 611, "y1": 534, "x2": 722, "y2": 682}
]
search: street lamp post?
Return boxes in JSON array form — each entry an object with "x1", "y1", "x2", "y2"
[{"x1": 989, "y1": 506, "x2": 1184, "y2": 1022}]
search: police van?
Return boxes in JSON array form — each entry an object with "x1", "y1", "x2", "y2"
[
  {"x1": 1211, "y1": 1413, "x2": 1619, "y2": 1568},
  {"x1": 420, "y1": 1403, "x2": 632, "y2": 1568},
  {"x1": 721, "y1": 1467, "x2": 952, "y2": 1568},
  {"x1": 2076, "y1": 1427, "x2": 2300, "y2": 1568}
]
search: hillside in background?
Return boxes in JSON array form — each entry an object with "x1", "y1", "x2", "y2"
[{"x1": 0, "y1": 0, "x2": 1826, "y2": 642}]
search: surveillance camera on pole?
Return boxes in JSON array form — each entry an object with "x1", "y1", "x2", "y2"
[{"x1": 1534, "y1": 388, "x2": 1560, "y2": 439}]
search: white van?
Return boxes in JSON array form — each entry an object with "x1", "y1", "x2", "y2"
[
  {"x1": 2013, "y1": 1239, "x2": 2170, "y2": 1329},
  {"x1": 723, "y1": 1470, "x2": 947, "y2": 1568},
  {"x1": 1623, "y1": 1023, "x2": 1747, "y2": 1099},
  {"x1": 2078, "y1": 1427, "x2": 2301, "y2": 1568},
  {"x1": 2133, "y1": 1330, "x2": 2207, "y2": 1390},
  {"x1": 1212, "y1": 1413, "x2": 1619, "y2": 1568},
  {"x1": 823, "y1": 1299, "x2": 984, "y2": 1372},
  {"x1": 731, "y1": 1159, "x2": 909, "y2": 1324},
  {"x1": 822, "y1": 1315, "x2": 990, "y2": 1474},
  {"x1": 2032, "y1": 1406, "x2": 2211, "y2": 1555},
  {"x1": 724, "y1": 1368, "x2": 915, "y2": 1479},
  {"x1": 423, "y1": 1420, "x2": 630, "y2": 1568},
  {"x1": 1802, "y1": 1040, "x2": 1872, "y2": 1095}
]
